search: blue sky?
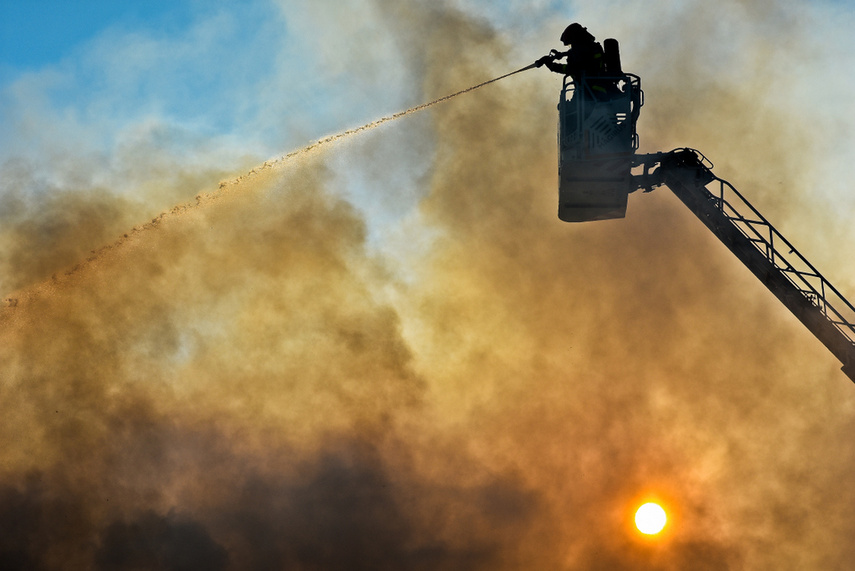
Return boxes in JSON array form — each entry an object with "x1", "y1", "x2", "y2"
[
  {"x1": 0, "y1": 0, "x2": 564, "y2": 150},
  {"x1": 0, "y1": 0, "x2": 577, "y2": 256},
  {"x1": 1, "y1": 1, "x2": 291, "y2": 154},
  {"x1": 0, "y1": 1, "x2": 468, "y2": 182},
  {"x1": 1, "y1": 1, "x2": 197, "y2": 72}
]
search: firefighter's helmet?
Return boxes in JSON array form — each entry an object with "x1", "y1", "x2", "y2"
[{"x1": 560, "y1": 23, "x2": 595, "y2": 45}]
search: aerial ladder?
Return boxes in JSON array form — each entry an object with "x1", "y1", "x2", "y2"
[{"x1": 552, "y1": 39, "x2": 855, "y2": 382}]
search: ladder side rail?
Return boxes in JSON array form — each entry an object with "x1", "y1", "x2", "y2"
[
  {"x1": 715, "y1": 186, "x2": 829, "y2": 311},
  {"x1": 712, "y1": 187, "x2": 827, "y2": 306},
  {"x1": 714, "y1": 180, "x2": 855, "y2": 342},
  {"x1": 705, "y1": 175, "x2": 855, "y2": 341},
  {"x1": 658, "y1": 156, "x2": 855, "y2": 381}
]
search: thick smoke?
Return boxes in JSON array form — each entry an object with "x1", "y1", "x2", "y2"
[{"x1": 2, "y1": 1, "x2": 854, "y2": 569}]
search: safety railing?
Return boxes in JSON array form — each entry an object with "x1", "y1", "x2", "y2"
[
  {"x1": 559, "y1": 73, "x2": 642, "y2": 154},
  {"x1": 691, "y1": 150, "x2": 855, "y2": 345}
]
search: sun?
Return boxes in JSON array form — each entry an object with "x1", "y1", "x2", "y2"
[{"x1": 635, "y1": 502, "x2": 667, "y2": 535}]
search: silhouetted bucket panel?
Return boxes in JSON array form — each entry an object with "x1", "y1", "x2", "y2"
[
  {"x1": 558, "y1": 156, "x2": 631, "y2": 221},
  {"x1": 557, "y1": 74, "x2": 636, "y2": 222}
]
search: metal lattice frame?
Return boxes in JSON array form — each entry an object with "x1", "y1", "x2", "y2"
[
  {"x1": 654, "y1": 148, "x2": 855, "y2": 381},
  {"x1": 695, "y1": 152, "x2": 855, "y2": 345}
]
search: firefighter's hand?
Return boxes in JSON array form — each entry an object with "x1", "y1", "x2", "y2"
[{"x1": 535, "y1": 55, "x2": 553, "y2": 68}]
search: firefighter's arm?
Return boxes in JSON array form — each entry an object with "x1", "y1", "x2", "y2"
[
  {"x1": 537, "y1": 58, "x2": 567, "y2": 74},
  {"x1": 534, "y1": 55, "x2": 553, "y2": 68},
  {"x1": 535, "y1": 50, "x2": 569, "y2": 73}
]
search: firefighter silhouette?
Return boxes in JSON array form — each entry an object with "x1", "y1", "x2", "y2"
[{"x1": 536, "y1": 24, "x2": 612, "y2": 99}]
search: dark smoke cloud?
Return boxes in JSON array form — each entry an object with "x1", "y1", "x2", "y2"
[
  {"x1": 0, "y1": 433, "x2": 537, "y2": 570},
  {"x1": 2, "y1": 1, "x2": 855, "y2": 569},
  {"x1": 96, "y1": 511, "x2": 228, "y2": 571}
]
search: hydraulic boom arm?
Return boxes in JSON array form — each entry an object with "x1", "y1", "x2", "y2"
[{"x1": 635, "y1": 149, "x2": 855, "y2": 382}]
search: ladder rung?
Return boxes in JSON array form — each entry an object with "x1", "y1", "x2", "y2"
[
  {"x1": 780, "y1": 268, "x2": 822, "y2": 279},
  {"x1": 725, "y1": 214, "x2": 767, "y2": 226}
]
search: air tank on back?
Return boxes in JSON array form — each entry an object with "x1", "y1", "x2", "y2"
[{"x1": 558, "y1": 39, "x2": 642, "y2": 222}]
